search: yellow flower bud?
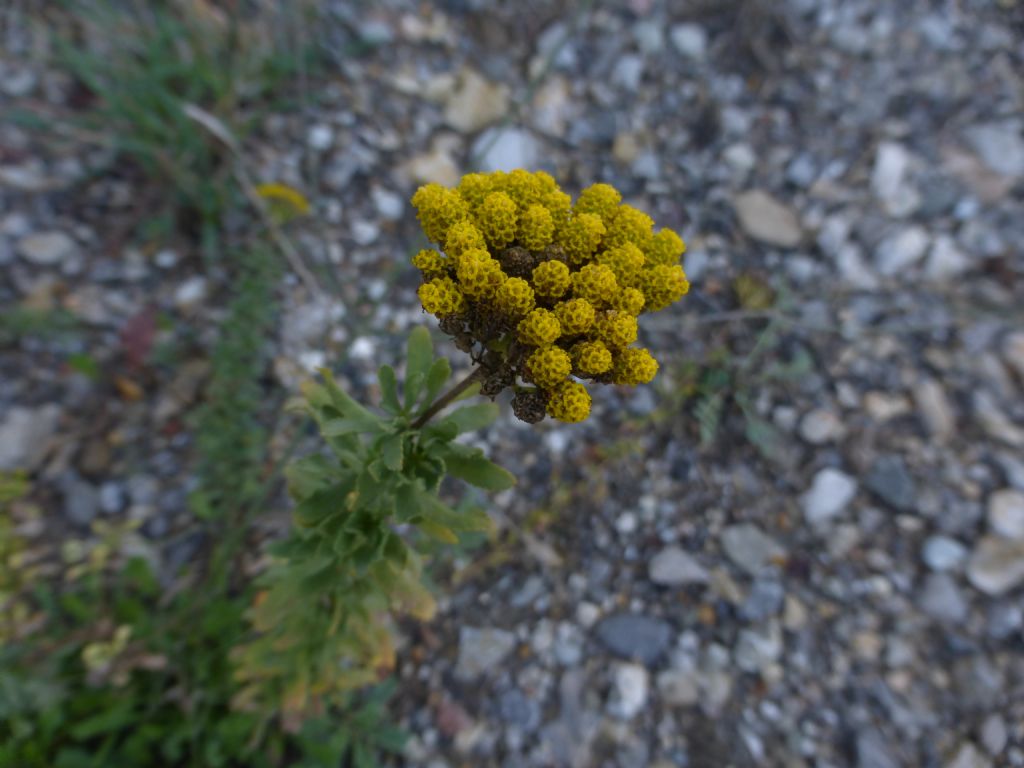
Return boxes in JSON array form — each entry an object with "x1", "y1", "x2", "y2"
[
  {"x1": 457, "y1": 249, "x2": 506, "y2": 299},
  {"x1": 611, "y1": 287, "x2": 646, "y2": 316},
  {"x1": 418, "y1": 276, "x2": 466, "y2": 317},
  {"x1": 531, "y1": 259, "x2": 572, "y2": 299},
  {"x1": 444, "y1": 221, "x2": 488, "y2": 265},
  {"x1": 546, "y1": 380, "x2": 591, "y2": 423},
  {"x1": 595, "y1": 243, "x2": 645, "y2": 288},
  {"x1": 647, "y1": 228, "x2": 686, "y2": 266},
  {"x1": 494, "y1": 277, "x2": 536, "y2": 318},
  {"x1": 412, "y1": 249, "x2": 448, "y2": 278},
  {"x1": 475, "y1": 191, "x2": 518, "y2": 249},
  {"x1": 593, "y1": 311, "x2": 638, "y2": 348},
  {"x1": 456, "y1": 173, "x2": 494, "y2": 209},
  {"x1": 611, "y1": 347, "x2": 659, "y2": 385},
  {"x1": 517, "y1": 308, "x2": 561, "y2": 346},
  {"x1": 558, "y1": 213, "x2": 606, "y2": 265},
  {"x1": 571, "y1": 340, "x2": 613, "y2": 375},
  {"x1": 553, "y1": 298, "x2": 596, "y2": 335},
  {"x1": 411, "y1": 184, "x2": 469, "y2": 243},
  {"x1": 517, "y1": 204, "x2": 555, "y2": 250},
  {"x1": 574, "y1": 183, "x2": 621, "y2": 224},
  {"x1": 525, "y1": 346, "x2": 572, "y2": 387},
  {"x1": 640, "y1": 264, "x2": 689, "y2": 312},
  {"x1": 570, "y1": 263, "x2": 619, "y2": 307},
  {"x1": 604, "y1": 204, "x2": 654, "y2": 251}
]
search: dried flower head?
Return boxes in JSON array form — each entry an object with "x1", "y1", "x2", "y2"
[{"x1": 411, "y1": 170, "x2": 688, "y2": 423}]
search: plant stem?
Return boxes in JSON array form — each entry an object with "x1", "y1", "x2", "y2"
[{"x1": 412, "y1": 367, "x2": 484, "y2": 429}]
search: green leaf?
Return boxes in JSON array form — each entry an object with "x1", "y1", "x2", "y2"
[
  {"x1": 417, "y1": 487, "x2": 494, "y2": 533},
  {"x1": 322, "y1": 415, "x2": 383, "y2": 437},
  {"x1": 438, "y1": 445, "x2": 516, "y2": 491},
  {"x1": 318, "y1": 368, "x2": 379, "y2": 423},
  {"x1": 403, "y1": 370, "x2": 426, "y2": 411},
  {"x1": 442, "y1": 403, "x2": 499, "y2": 434},
  {"x1": 284, "y1": 455, "x2": 337, "y2": 500},
  {"x1": 293, "y1": 482, "x2": 351, "y2": 528},
  {"x1": 421, "y1": 357, "x2": 451, "y2": 409},
  {"x1": 380, "y1": 433, "x2": 404, "y2": 472},
  {"x1": 406, "y1": 326, "x2": 433, "y2": 382},
  {"x1": 377, "y1": 365, "x2": 401, "y2": 413},
  {"x1": 416, "y1": 518, "x2": 458, "y2": 544}
]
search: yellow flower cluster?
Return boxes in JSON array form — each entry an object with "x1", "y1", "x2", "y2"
[{"x1": 411, "y1": 171, "x2": 688, "y2": 424}]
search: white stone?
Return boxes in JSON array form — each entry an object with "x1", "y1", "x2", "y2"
[
  {"x1": 966, "y1": 537, "x2": 1024, "y2": 595},
  {"x1": 657, "y1": 668, "x2": 699, "y2": 706},
  {"x1": 801, "y1": 468, "x2": 858, "y2": 525},
  {"x1": 648, "y1": 547, "x2": 709, "y2": 586},
  {"x1": 798, "y1": 408, "x2": 846, "y2": 444},
  {"x1": 875, "y1": 226, "x2": 930, "y2": 276},
  {"x1": 455, "y1": 627, "x2": 517, "y2": 681},
  {"x1": 371, "y1": 187, "x2": 404, "y2": 220},
  {"x1": 351, "y1": 219, "x2": 379, "y2": 246},
  {"x1": 306, "y1": 123, "x2": 334, "y2": 151},
  {"x1": 926, "y1": 234, "x2": 970, "y2": 280},
  {"x1": 914, "y1": 377, "x2": 956, "y2": 442},
  {"x1": 734, "y1": 191, "x2": 802, "y2": 248},
  {"x1": 980, "y1": 714, "x2": 1007, "y2": 756},
  {"x1": 734, "y1": 622, "x2": 783, "y2": 673},
  {"x1": 965, "y1": 121, "x2": 1024, "y2": 177},
  {"x1": 173, "y1": 276, "x2": 208, "y2": 309},
  {"x1": 669, "y1": 24, "x2": 708, "y2": 60},
  {"x1": 721, "y1": 525, "x2": 785, "y2": 575},
  {"x1": 477, "y1": 128, "x2": 539, "y2": 173},
  {"x1": 1002, "y1": 331, "x2": 1024, "y2": 382},
  {"x1": 0, "y1": 405, "x2": 61, "y2": 471},
  {"x1": 871, "y1": 142, "x2": 920, "y2": 217},
  {"x1": 608, "y1": 663, "x2": 649, "y2": 719},
  {"x1": 988, "y1": 489, "x2": 1024, "y2": 540},
  {"x1": 16, "y1": 231, "x2": 76, "y2": 266},
  {"x1": 443, "y1": 69, "x2": 509, "y2": 133},
  {"x1": 922, "y1": 535, "x2": 967, "y2": 571}
]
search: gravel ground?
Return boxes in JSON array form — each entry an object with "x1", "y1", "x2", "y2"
[{"x1": 2, "y1": 1, "x2": 1024, "y2": 766}]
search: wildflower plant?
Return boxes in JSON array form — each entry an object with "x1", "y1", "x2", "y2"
[
  {"x1": 412, "y1": 170, "x2": 688, "y2": 423},
  {"x1": 236, "y1": 171, "x2": 689, "y2": 723}
]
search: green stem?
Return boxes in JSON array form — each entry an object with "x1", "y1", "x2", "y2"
[{"x1": 411, "y1": 367, "x2": 483, "y2": 429}]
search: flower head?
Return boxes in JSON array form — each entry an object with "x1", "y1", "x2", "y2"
[{"x1": 410, "y1": 171, "x2": 689, "y2": 423}]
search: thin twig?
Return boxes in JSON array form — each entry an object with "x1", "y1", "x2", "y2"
[
  {"x1": 182, "y1": 103, "x2": 324, "y2": 297},
  {"x1": 411, "y1": 367, "x2": 483, "y2": 429}
]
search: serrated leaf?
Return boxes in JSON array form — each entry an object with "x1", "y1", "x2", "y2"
[
  {"x1": 380, "y1": 433, "x2": 404, "y2": 471},
  {"x1": 377, "y1": 365, "x2": 401, "y2": 413},
  {"x1": 442, "y1": 402, "x2": 499, "y2": 434},
  {"x1": 293, "y1": 483, "x2": 350, "y2": 528},
  {"x1": 417, "y1": 487, "x2": 495, "y2": 533},
  {"x1": 284, "y1": 455, "x2": 336, "y2": 500},
  {"x1": 438, "y1": 445, "x2": 516, "y2": 491}
]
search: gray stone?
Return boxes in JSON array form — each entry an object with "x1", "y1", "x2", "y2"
[
  {"x1": 633, "y1": 21, "x2": 664, "y2": 54},
  {"x1": 875, "y1": 226, "x2": 930, "y2": 276},
  {"x1": 945, "y1": 742, "x2": 992, "y2": 768},
  {"x1": 915, "y1": 377, "x2": 956, "y2": 442},
  {"x1": 721, "y1": 524, "x2": 785, "y2": 575},
  {"x1": 922, "y1": 535, "x2": 967, "y2": 571},
  {"x1": 987, "y1": 489, "x2": 1024, "y2": 540},
  {"x1": 455, "y1": 627, "x2": 517, "y2": 681},
  {"x1": 612, "y1": 55, "x2": 644, "y2": 91},
  {"x1": 865, "y1": 455, "x2": 917, "y2": 512},
  {"x1": 474, "y1": 128, "x2": 540, "y2": 173},
  {"x1": 985, "y1": 602, "x2": 1022, "y2": 640},
  {"x1": 607, "y1": 662, "x2": 648, "y2": 719},
  {"x1": 61, "y1": 474, "x2": 99, "y2": 527},
  {"x1": 0, "y1": 405, "x2": 60, "y2": 471},
  {"x1": 16, "y1": 230, "x2": 77, "y2": 266},
  {"x1": 801, "y1": 467, "x2": 858, "y2": 525},
  {"x1": 733, "y1": 190, "x2": 802, "y2": 248},
  {"x1": 856, "y1": 729, "x2": 900, "y2": 768},
  {"x1": 371, "y1": 187, "x2": 404, "y2": 220},
  {"x1": 648, "y1": 546, "x2": 708, "y2": 586},
  {"x1": 669, "y1": 23, "x2": 707, "y2": 60},
  {"x1": 444, "y1": 69, "x2": 509, "y2": 133},
  {"x1": 99, "y1": 482, "x2": 125, "y2": 515},
  {"x1": 497, "y1": 688, "x2": 541, "y2": 733},
  {"x1": 739, "y1": 580, "x2": 785, "y2": 621},
  {"x1": 965, "y1": 121, "x2": 1024, "y2": 177},
  {"x1": 734, "y1": 622, "x2": 783, "y2": 673},
  {"x1": 980, "y1": 714, "x2": 1007, "y2": 756},
  {"x1": 656, "y1": 667, "x2": 699, "y2": 706},
  {"x1": 966, "y1": 537, "x2": 1024, "y2": 595},
  {"x1": 919, "y1": 573, "x2": 968, "y2": 622},
  {"x1": 594, "y1": 614, "x2": 673, "y2": 666},
  {"x1": 973, "y1": 390, "x2": 1024, "y2": 447}
]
